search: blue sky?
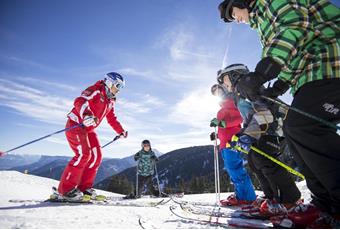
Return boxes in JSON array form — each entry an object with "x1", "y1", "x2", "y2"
[{"x1": 1, "y1": 0, "x2": 339, "y2": 158}]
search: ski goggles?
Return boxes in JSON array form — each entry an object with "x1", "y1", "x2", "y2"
[
  {"x1": 113, "y1": 82, "x2": 124, "y2": 90},
  {"x1": 218, "y1": 0, "x2": 235, "y2": 23},
  {"x1": 105, "y1": 79, "x2": 125, "y2": 91}
]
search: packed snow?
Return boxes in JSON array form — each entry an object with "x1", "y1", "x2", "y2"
[{"x1": 0, "y1": 171, "x2": 311, "y2": 228}]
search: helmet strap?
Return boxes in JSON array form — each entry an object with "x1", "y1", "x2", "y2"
[{"x1": 105, "y1": 85, "x2": 116, "y2": 100}]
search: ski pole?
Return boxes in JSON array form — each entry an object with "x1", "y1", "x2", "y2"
[
  {"x1": 136, "y1": 159, "x2": 139, "y2": 198},
  {"x1": 213, "y1": 126, "x2": 221, "y2": 207},
  {"x1": 101, "y1": 135, "x2": 121, "y2": 149},
  {"x1": 154, "y1": 162, "x2": 162, "y2": 196},
  {"x1": 261, "y1": 96, "x2": 340, "y2": 132},
  {"x1": 231, "y1": 136, "x2": 305, "y2": 180},
  {"x1": 0, "y1": 123, "x2": 83, "y2": 157}
]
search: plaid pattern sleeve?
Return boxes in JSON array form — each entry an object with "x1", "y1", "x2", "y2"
[
  {"x1": 262, "y1": 1, "x2": 309, "y2": 66},
  {"x1": 251, "y1": 0, "x2": 340, "y2": 95}
]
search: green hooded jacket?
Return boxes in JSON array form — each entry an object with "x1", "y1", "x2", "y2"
[
  {"x1": 249, "y1": 0, "x2": 340, "y2": 95},
  {"x1": 134, "y1": 149, "x2": 158, "y2": 177}
]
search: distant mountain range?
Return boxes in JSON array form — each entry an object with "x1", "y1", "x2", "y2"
[
  {"x1": 95, "y1": 143, "x2": 299, "y2": 195},
  {"x1": 95, "y1": 145, "x2": 234, "y2": 194},
  {"x1": 1, "y1": 144, "x2": 298, "y2": 195},
  {"x1": 1, "y1": 149, "x2": 163, "y2": 183},
  {"x1": 0, "y1": 154, "x2": 41, "y2": 170}
]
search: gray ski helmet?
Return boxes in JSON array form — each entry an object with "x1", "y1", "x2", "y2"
[
  {"x1": 211, "y1": 84, "x2": 230, "y2": 100},
  {"x1": 217, "y1": 64, "x2": 249, "y2": 87},
  {"x1": 211, "y1": 84, "x2": 225, "y2": 95},
  {"x1": 218, "y1": 0, "x2": 253, "y2": 23},
  {"x1": 141, "y1": 139, "x2": 151, "y2": 148}
]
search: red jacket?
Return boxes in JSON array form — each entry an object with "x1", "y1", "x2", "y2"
[
  {"x1": 217, "y1": 98, "x2": 243, "y2": 150},
  {"x1": 67, "y1": 80, "x2": 124, "y2": 134}
]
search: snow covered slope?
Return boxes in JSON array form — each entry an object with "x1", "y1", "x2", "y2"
[{"x1": 0, "y1": 171, "x2": 310, "y2": 228}]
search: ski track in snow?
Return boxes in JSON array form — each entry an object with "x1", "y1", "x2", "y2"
[{"x1": 0, "y1": 171, "x2": 311, "y2": 229}]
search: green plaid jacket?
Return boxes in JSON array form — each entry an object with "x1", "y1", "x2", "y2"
[{"x1": 249, "y1": 0, "x2": 340, "y2": 95}]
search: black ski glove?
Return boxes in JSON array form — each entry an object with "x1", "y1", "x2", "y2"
[
  {"x1": 261, "y1": 79, "x2": 290, "y2": 98},
  {"x1": 151, "y1": 155, "x2": 159, "y2": 161},
  {"x1": 210, "y1": 132, "x2": 218, "y2": 141},
  {"x1": 235, "y1": 57, "x2": 282, "y2": 102}
]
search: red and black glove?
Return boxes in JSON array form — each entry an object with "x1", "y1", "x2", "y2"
[{"x1": 119, "y1": 131, "x2": 128, "y2": 138}]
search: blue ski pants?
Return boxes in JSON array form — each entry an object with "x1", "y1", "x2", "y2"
[{"x1": 221, "y1": 148, "x2": 256, "y2": 201}]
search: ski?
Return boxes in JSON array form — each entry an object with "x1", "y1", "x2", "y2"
[
  {"x1": 170, "y1": 196, "x2": 216, "y2": 207},
  {"x1": 169, "y1": 204, "x2": 274, "y2": 229},
  {"x1": 179, "y1": 202, "x2": 241, "y2": 218},
  {"x1": 8, "y1": 197, "x2": 170, "y2": 207},
  {"x1": 138, "y1": 217, "x2": 159, "y2": 229},
  {"x1": 178, "y1": 202, "x2": 294, "y2": 228}
]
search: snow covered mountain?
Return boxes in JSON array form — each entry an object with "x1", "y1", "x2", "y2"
[
  {"x1": 6, "y1": 155, "x2": 137, "y2": 184},
  {"x1": 0, "y1": 154, "x2": 41, "y2": 170},
  {"x1": 96, "y1": 145, "x2": 254, "y2": 194},
  {"x1": 0, "y1": 171, "x2": 311, "y2": 228}
]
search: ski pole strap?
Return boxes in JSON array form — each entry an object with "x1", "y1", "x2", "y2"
[
  {"x1": 261, "y1": 96, "x2": 340, "y2": 131},
  {"x1": 231, "y1": 136, "x2": 305, "y2": 180}
]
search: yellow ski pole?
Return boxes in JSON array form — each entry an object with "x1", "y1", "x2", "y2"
[{"x1": 230, "y1": 136, "x2": 305, "y2": 180}]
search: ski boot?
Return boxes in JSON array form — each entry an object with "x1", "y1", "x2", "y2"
[
  {"x1": 307, "y1": 213, "x2": 340, "y2": 229},
  {"x1": 83, "y1": 188, "x2": 106, "y2": 201},
  {"x1": 123, "y1": 193, "x2": 138, "y2": 199},
  {"x1": 220, "y1": 194, "x2": 253, "y2": 207},
  {"x1": 49, "y1": 187, "x2": 63, "y2": 201},
  {"x1": 242, "y1": 196, "x2": 266, "y2": 212},
  {"x1": 259, "y1": 199, "x2": 288, "y2": 217},
  {"x1": 287, "y1": 203, "x2": 321, "y2": 228}
]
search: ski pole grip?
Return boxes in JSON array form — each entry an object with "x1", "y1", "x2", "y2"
[{"x1": 231, "y1": 135, "x2": 239, "y2": 142}]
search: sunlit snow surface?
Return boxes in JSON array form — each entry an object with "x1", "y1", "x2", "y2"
[{"x1": 0, "y1": 171, "x2": 310, "y2": 228}]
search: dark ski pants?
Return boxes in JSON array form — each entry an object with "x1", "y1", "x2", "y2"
[
  {"x1": 248, "y1": 146, "x2": 301, "y2": 204},
  {"x1": 137, "y1": 175, "x2": 159, "y2": 197},
  {"x1": 284, "y1": 79, "x2": 340, "y2": 214}
]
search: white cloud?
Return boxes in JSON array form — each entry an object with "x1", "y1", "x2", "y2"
[
  {"x1": 156, "y1": 25, "x2": 214, "y2": 62},
  {"x1": 3, "y1": 56, "x2": 57, "y2": 72},
  {"x1": 16, "y1": 77, "x2": 78, "y2": 91},
  {"x1": 169, "y1": 87, "x2": 220, "y2": 129},
  {"x1": 0, "y1": 78, "x2": 73, "y2": 125},
  {"x1": 117, "y1": 68, "x2": 153, "y2": 79}
]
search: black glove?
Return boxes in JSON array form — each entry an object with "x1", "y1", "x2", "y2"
[
  {"x1": 151, "y1": 155, "x2": 158, "y2": 161},
  {"x1": 134, "y1": 155, "x2": 139, "y2": 161},
  {"x1": 261, "y1": 79, "x2": 290, "y2": 98},
  {"x1": 210, "y1": 132, "x2": 218, "y2": 141},
  {"x1": 235, "y1": 57, "x2": 282, "y2": 102},
  {"x1": 235, "y1": 72, "x2": 263, "y2": 101}
]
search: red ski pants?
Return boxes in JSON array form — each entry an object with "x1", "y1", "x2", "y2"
[{"x1": 58, "y1": 119, "x2": 102, "y2": 195}]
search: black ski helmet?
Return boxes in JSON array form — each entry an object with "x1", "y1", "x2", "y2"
[
  {"x1": 218, "y1": 0, "x2": 254, "y2": 23},
  {"x1": 217, "y1": 63, "x2": 249, "y2": 87},
  {"x1": 141, "y1": 140, "x2": 151, "y2": 148}
]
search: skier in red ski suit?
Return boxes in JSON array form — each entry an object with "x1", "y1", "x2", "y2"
[
  {"x1": 58, "y1": 72, "x2": 127, "y2": 199},
  {"x1": 211, "y1": 84, "x2": 256, "y2": 206}
]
